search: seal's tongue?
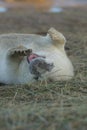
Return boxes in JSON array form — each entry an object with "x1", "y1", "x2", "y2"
[
  {"x1": 29, "y1": 54, "x2": 38, "y2": 61},
  {"x1": 27, "y1": 53, "x2": 45, "y2": 63}
]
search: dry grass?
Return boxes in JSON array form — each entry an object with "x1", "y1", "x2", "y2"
[{"x1": 0, "y1": 7, "x2": 87, "y2": 130}]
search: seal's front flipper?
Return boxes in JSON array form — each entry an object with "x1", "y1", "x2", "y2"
[
  {"x1": 8, "y1": 45, "x2": 32, "y2": 57},
  {"x1": 7, "y1": 45, "x2": 32, "y2": 63}
]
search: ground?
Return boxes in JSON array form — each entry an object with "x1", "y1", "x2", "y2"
[{"x1": 0, "y1": 6, "x2": 87, "y2": 130}]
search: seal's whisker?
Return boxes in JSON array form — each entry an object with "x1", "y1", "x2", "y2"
[
  {"x1": 45, "y1": 68, "x2": 61, "y2": 77},
  {"x1": 48, "y1": 74, "x2": 73, "y2": 79}
]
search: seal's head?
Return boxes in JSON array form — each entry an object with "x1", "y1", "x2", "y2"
[{"x1": 27, "y1": 53, "x2": 54, "y2": 80}]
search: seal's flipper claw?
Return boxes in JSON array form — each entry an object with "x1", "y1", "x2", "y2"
[{"x1": 8, "y1": 45, "x2": 32, "y2": 57}]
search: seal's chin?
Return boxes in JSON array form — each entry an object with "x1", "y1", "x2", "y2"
[{"x1": 27, "y1": 53, "x2": 46, "y2": 63}]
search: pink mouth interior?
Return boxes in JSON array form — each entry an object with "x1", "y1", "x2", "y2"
[
  {"x1": 28, "y1": 54, "x2": 39, "y2": 62},
  {"x1": 27, "y1": 53, "x2": 46, "y2": 63}
]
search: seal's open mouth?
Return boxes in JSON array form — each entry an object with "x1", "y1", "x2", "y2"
[{"x1": 27, "y1": 53, "x2": 45, "y2": 63}]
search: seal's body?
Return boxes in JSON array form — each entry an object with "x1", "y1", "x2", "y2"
[{"x1": 0, "y1": 28, "x2": 74, "y2": 84}]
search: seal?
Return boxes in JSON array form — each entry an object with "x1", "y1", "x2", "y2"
[{"x1": 0, "y1": 27, "x2": 74, "y2": 84}]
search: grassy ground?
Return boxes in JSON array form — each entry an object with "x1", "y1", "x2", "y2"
[{"x1": 0, "y1": 7, "x2": 87, "y2": 130}]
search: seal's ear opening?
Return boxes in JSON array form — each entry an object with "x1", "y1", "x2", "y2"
[
  {"x1": 7, "y1": 45, "x2": 32, "y2": 61},
  {"x1": 47, "y1": 27, "x2": 66, "y2": 51}
]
